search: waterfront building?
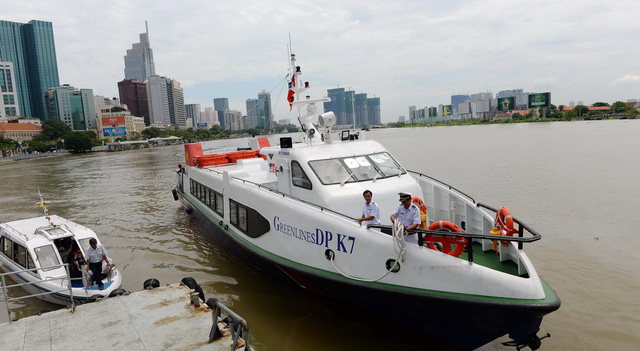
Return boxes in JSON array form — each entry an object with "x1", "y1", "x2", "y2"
[
  {"x1": 213, "y1": 98, "x2": 229, "y2": 129},
  {"x1": 345, "y1": 90, "x2": 355, "y2": 127},
  {"x1": 367, "y1": 97, "x2": 381, "y2": 125},
  {"x1": 44, "y1": 85, "x2": 96, "y2": 131},
  {"x1": 185, "y1": 104, "x2": 202, "y2": 128},
  {"x1": 0, "y1": 20, "x2": 60, "y2": 120},
  {"x1": 324, "y1": 88, "x2": 346, "y2": 126},
  {"x1": 118, "y1": 79, "x2": 150, "y2": 126},
  {"x1": 278, "y1": 118, "x2": 291, "y2": 125},
  {"x1": 224, "y1": 109, "x2": 244, "y2": 131},
  {"x1": 245, "y1": 99, "x2": 259, "y2": 129},
  {"x1": 0, "y1": 122, "x2": 42, "y2": 142},
  {"x1": 96, "y1": 108, "x2": 146, "y2": 141},
  {"x1": 257, "y1": 90, "x2": 272, "y2": 127},
  {"x1": 451, "y1": 95, "x2": 469, "y2": 115},
  {"x1": 408, "y1": 105, "x2": 417, "y2": 123},
  {"x1": 201, "y1": 107, "x2": 219, "y2": 126},
  {"x1": 147, "y1": 75, "x2": 185, "y2": 128},
  {"x1": 0, "y1": 60, "x2": 19, "y2": 119},
  {"x1": 355, "y1": 93, "x2": 369, "y2": 126},
  {"x1": 124, "y1": 22, "x2": 155, "y2": 84}
]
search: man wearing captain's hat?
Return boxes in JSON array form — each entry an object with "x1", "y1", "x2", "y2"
[{"x1": 390, "y1": 192, "x2": 421, "y2": 243}]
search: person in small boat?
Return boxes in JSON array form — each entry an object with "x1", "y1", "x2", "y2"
[
  {"x1": 101, "y1": 256, "x2": 116, "y2": 275},
  {"x1": 390, "y1": 192, "x2": 421, "y2": 243},
  {"x1": 67, "y1": 243, "x2": 86, "y2": 279},
  {"x1": 357, "y1": 190, "x2": 380, "y2": 230},
  {"x1": 85, "y1": 238, "x2": 107, "y2": 290}
]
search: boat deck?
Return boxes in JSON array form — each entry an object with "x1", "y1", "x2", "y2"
[
  {"x1": 0, "y1": 283, "x2": 249, "y2": 351},
  {"x1": 460, "y1": 242, "x2": 523, "y2": 277}
]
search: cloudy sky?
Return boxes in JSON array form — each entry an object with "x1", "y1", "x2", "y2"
[{"x1": 4, "y1": 1, "x2": 640, "y2": 123}]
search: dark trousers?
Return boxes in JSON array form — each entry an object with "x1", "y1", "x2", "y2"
[{"x1": 89, "y1": 262, "x2": 103, "y2": 287}]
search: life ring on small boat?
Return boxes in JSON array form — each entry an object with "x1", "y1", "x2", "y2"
[
  {"x1": 411, "y1": 196, "x2": 428, "y2": 229},
  {"x1": 495, "y1": 206, "x2": 518, "y2": 246},
  {"x1": 423, "y1": 220, "x2": 467, "y2": 257}
]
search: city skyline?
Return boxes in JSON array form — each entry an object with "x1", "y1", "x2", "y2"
[{"x1": 2, "y1": 2, "x2": 640, "y2": 123}]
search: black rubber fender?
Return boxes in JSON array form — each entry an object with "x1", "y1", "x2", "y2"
[
  {"x1": 109, "y1": 288, "x2": 127, "y2": 297},
  {"x1": 143, "y1": 278, "x2": 160, "y2": 290},
  {"x1": 172, "y1": 188, "x2": 178, "y2": 201},
  {"x1": 181, "y1": 277, "x2": 205, "y2": 301}
]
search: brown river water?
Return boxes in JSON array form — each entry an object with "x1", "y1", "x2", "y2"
[{"x1": 1, "y1": 119, "x2": 639, "y2": 350}]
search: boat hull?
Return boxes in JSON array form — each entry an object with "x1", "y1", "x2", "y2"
[{"x1": 179, "y1": 189, "x2": 560, "y2": 349}]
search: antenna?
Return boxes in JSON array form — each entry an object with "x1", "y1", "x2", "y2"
[{"x1": 37, "y1": 187, "x2": 50, "y2": 224}]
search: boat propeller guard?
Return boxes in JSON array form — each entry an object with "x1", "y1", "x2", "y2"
[
  {"x1": 502, "y1": 332, "x2": 551, "y2": 350},
  {"x1": 423, "y1": 220, "x2": 467, "y2": 257}
]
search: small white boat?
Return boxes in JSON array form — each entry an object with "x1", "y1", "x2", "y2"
[{"x1": 0, "y1": 193, "x2": 123, "y2": 305}]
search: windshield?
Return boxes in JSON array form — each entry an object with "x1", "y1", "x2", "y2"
[
  {"x1": 34, "y1": 245, "x2": 60, "y2": 271},
  {"x1": 309, "y1": 152, "x2": 404, "y2": 185}
]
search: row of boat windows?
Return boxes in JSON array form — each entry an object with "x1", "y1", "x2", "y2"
[
  {"x1": 190, "y1": 180, "x2": 270, "y2": 238},
  {"x1": 308, "y1": 152, "x2": 405, "y2": 185},
  {"x1": 0, "y1": 235, "x2": 82, "y2": 274}
]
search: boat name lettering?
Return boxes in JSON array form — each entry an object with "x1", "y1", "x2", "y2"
[
  {"x1": 278, "y1": 151, "x2": 290, "y2": 155},
  {"x1": 273, "y1": 216, "x2": 356, "y2": 254}
]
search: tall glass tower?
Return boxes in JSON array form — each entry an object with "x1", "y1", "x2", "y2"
[
  {"x1": 257, "y1": 90, "x2": 272, "y2": 127},
  {"x1": 0, "y1": 20, "x2": 60, "y2": 120},
  {"x1": 213, "y1": 98, "x2": 229, "y2": 129},
  {"x1": 124, "y1": 22, "x2": 155, "y2": 84}
]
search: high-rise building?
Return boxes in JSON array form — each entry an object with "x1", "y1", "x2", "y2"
[
  {"x1": 147, "y1": 75, "x2": 185, "y2": 128},
  {"x1": 344, "y1": 90, "x2": 355, "y2": 127},
  {"x1": 0, "y1": 60, "x2": 20, "y2": 119},
  {"x1": 451, "y1": 94, "x2": 470, "y2": 115},
  {"x1": 185, "y1": 103, "x2": 201, "y2": 127},
  {"x1": 170, "y1": 80, "x2": 185, "y2": 128},
  {"x1": 324, "y1": 88, "x2": 346, "y2": 125},
  {"x1": 44, "y1": 85, "x2": 95, "y2": 131},
  {"x1": 118, "y1": 79, "x2": 150, "y2": 126},
  {"x1": 201, "y1": 107, "x2": 219, "y2": 126},
  {"x1": 367, "y1": 97, "x2": 381, "y2": 125},
  {"x1": 213, "y1": 98, "x2": 229, "y2": 129},
  {"x1": 245, "y1": 99, "x2": 259, "y2": 129},
  {"x1": 224, "y1": 109, "x2": 243, "y2": 131},
  {"x1": 355, "y1": 93, "x2": 369, "y2": 126},
  {"x1": 124, "y1": 22, "x2": 155, "y2": 84},
  {"x1": 257, "y1": 90, "x2": 272, "y2": 127},
  {"x1": 0, "y1": 20, "x2": 60, "y2": 120}
]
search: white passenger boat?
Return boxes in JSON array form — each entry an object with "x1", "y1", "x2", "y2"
[
  {"x1": 0, "y1": 193, "x2": 123, "y2": 305},
  {"x1": 172, "y1": 53, "x2": 560, "y2": 350}
]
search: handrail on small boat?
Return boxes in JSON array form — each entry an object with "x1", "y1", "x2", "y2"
[
  {"x1": 408, "y1": 170, "x2": 476, "y2": 204},
  {"x1": 0, "y1": 263, "x2": 75, "y2": 322}
]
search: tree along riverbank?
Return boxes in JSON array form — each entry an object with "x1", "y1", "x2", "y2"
[{"x1": 389, "y1": 114, "x2": 638, "y2": 128}]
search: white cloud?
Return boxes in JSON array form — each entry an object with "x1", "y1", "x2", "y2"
[
  {"x1": 611, "y1": 75, "x2": 640, "y2": 85},
  {"x1": 3, "y1": 0, "x2": 640, "y2": 122}
]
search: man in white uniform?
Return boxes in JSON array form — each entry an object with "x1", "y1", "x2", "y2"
[
  {"x1": 85, "y1": 238, "x2": 108, "y2": 290},
  {"x1": 390, "y1": 192, "x2": 421, "y2": 243},
  {"x1": 358, "y1": 190, "x2": 380, "y2": 231}
]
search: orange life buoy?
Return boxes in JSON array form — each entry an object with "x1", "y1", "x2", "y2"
[
  {"x1": 412, "y1": 196, "x2": 428, "y2": 229},
  {"x1": 423, "y1": 220, "x2": 467, "y2": 257},
  {"x1": 495, "y1": 206, "x2": 518, "y2": 246}
]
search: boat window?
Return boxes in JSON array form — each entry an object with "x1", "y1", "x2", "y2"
[
  {"x1": 2, "y1": 236, "x2": 12, "y2": 259},
  {"x1": 191, "y1": 179, "x2": 224, "y2": 218},
  {"x1": 13, "y1": 244, "x2": 27, "y2": 267},
  {"x1": 308, "y1": 159, "x2": 354, "y2": 185},
  {"x1": 214, "y1": 191, "x2": 224, "y2": 216},
  {"x1": 291, "y1": 161, "x2": 312, "y2": 189},
  {"x1": 369, "y1": 152, "x2": 404, "y2": 177},
  {"x1": 27, "y1": 253, "x2": 35, "y2": 269},
  {"x1": 78, "y1": 238, "x2": 92, "y2": 252},
  {"x1": 45, "y1": 228, "x2": 66, "y2": 236},
  {"x1": 343, "y1": 156, "x2": 383, "y2": 181},
  {"x1": 229, "y1": 199, "x2": 270, "y2": 238},
  {"x1": 34, "y1": 245, "x2": 60, "y2": 271}
]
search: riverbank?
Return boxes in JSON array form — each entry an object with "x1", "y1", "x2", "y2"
[
  {"x1": 0, "y1": 151, "x2": 69, "y2": 165},
  {"x1": 391, "y1": 115, "x2": 637, "y2": 128}
]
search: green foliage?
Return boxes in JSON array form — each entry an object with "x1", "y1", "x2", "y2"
[
  {"x1": 42, "y1": 120, "x2": 71, "y2": 141},
  {"x1": 611, "y1": 101, "x2": 628, "y2": 113},
  {"x1": 0, "y1": 135, "x2": 19, "y2": 150},
  {"x1": 573, "y1": 105, "x2": 590, "y2": 116},
  {"x1": 65, "y1": 131, "x2": 93, "y2": 153},
  {"x1": 592, "y1": 102, "x2": 610, "y2": 107},
  {"x1": 25, "y1": 140, "x2": 49, "y2": 153},
  {"x1": 627, "y1": 109, "x2": 639, "y2": 118}
]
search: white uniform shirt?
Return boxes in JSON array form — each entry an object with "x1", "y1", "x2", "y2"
[
  {"x1": 362, "y1": 201, "x2": 381, "y2": 226},
  {"x1": 85, "y1": 244, "x2": 107, "y2": 264},
  {"x1": 392, "y1": 203, "x2": 421, "y2": 227}
]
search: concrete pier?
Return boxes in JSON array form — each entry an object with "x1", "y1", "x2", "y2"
[{"x1": 0, "y1": 283, "x2": 249, "y2": 350}]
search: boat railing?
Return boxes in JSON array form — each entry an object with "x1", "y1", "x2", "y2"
[
  {"x1": 369, "y1": 204, "x2": 541, "y2": 264},
  {"x1": 0, "y1": 263, "x2": 75, "y2": 322},
  {"x1": 408, "y1": 170, "x2": 477, "y2": 204},
  {"x1": 1, "y1": 223, "x2": 29, "y2": 242}
]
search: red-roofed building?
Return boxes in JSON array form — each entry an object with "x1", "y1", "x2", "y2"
[
  {"x1": 0, "y1": 123, "x2": 43, "y2": 142},
  {"x1": 562, "y1": 105, "x2": 611, "y2": 112}
]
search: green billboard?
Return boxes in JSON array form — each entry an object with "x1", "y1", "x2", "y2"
[
  {"x1": 443, "y1": 105, "x2": 452, "y2": 116},
  {"x1": 428, "y1": 107, "x2": 437, "y2": 117},
  {"x1": 497, "y1": 97, "x2": 515, "y2": 111},
  {"x1": 528, "y1": 93, "x2": 550, "y2": 108}
]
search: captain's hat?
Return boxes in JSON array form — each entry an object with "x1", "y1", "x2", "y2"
[{"x1": 398, "y1": 192, "x2": 412, "y2": 201}]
